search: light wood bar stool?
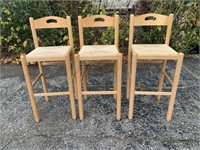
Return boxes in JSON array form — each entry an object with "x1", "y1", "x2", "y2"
[
  {"x1": 126, "y1": 13, "x2": 184, "y2": 121},
  {"x1": 75, "y1": 15, "x2": 122, "y2": 120},
  {"x1": 21, "y1": 16, "x2": 76, "y2": 122}
]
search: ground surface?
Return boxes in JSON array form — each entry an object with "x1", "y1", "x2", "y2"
[{"x1": 0, "y1": 55, "x2": 200, "y2": 150}]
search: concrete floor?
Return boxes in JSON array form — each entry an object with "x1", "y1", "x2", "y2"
[{"x1": 0, "y1": 55, "x2": 200, "y2": 149}]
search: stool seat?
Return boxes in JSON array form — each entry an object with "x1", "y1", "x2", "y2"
[
  {"x1": 26, "y1": 46, "x2": 71, "y2": 61},
  {"x1": 132, "y1": 44, "x2": 177, "y2": 58},
  {"x1": 79, "y1": 45, "x2": 119, "y2": 60}
]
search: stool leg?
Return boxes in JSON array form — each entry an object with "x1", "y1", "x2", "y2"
[
  {"x1": 113, "y1": 61, "x2": 117, "y2": 99},
  {"x1": 128, "y1": 53, "x2": 137, "y2": 120},
  {"x1": 71, "y1": 51, "x2": 78, "y2": 100},
  {"x1": 157, "y1": 60, "x2": 167, "y2": 100},
  {"x1": 75, "y1": 54, "x2": 84, "y2": 120},
  {"x1": 126, "y1": 51, "x2": 132, "y2": 99},
  {"x1": 166, "y1": 53, "x2": 184, "y2": 121},
  {"x1": 73, "y1": 71, "x2": 78, "y2": 100},
  {"x1": 116, "y1": 54, "x2": 122, "y2": 120},
  {"x1": 82, "y1": 61, "x2": 88, "y2": 100},
  {"x1": 38, "y1": 62, "x2": 49, "y2": 102},
  {"x1": 21, "y1": 55, "x2": 40, "y2": 122},
  {"x1": 65, "y1": 55, "x2": 76, "y2": 120}
]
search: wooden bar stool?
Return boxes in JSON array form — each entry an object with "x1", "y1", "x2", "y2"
[
  {"x1": 126, "y1": 13, "x2": 184, "y2": 121},
  {"x1": 21, "y1": 16, "x2": 76, "y2": 122},
  {"x1": 75, "y1": 15, "x2": 122, "y2": 120}
]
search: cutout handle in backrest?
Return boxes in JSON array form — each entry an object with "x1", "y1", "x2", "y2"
[
  {"x1": 134, "y1": 13, "x2": 169, "y2": 26},
  {"x1": 82, "y1": 15, "x2": 115, "y2": 27},
  {"x1": 94, "y1": 17, "x2": 105, "y2": 22},
  {"x1": 34, "y1": 16, "x2": 68, "y2": 29},
  {"x1": 46, "y1": 19, "x2": 57, "y2": 23},
  {"x1": 145, "y1": 16, "x2": 156, "y2": 21}
]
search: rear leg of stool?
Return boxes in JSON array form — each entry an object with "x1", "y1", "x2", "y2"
[
  {"x1": 157, "y1": 60, "x2": 167, "y2": 100},
  {"x1": 126, "y1": 50, "x2": 132, "y2": 99},
  {"x1": 82, "y1": 61, "x2": 88, "y2": 100},
  {"x1": 71, "y1": 51, "x2": 78, "y2": 100},
  {"x1": 113, "y1": 61, "x2": 117, "y2": 99},
  {"x1": 38, "y1": 62, "x2": 49, "y2": 102}
]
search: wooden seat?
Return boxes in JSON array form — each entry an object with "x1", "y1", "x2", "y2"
[
  {"x1": 75, "y1": 15, "x2": 122, "y2": 120},
  {"x1": 126, "y1": 13, "x2": 184, "y2": 121},
  {"x1": 79, "y1": 45, "x2": 118, "y2": 60},
  {"x1": 132, "y1": 44, "x2": 177, "y2": 57},
  {"x1": 26, "y1": 46, "x2": 71, "y2": 61},
  {"x1": 21, "y1": 16, "x2": 76, "y2": 122}
]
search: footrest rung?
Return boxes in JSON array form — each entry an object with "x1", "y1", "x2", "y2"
[
  {"x1": 82, "y1": 91, "x2": 117, "y2": 95},
  {"x1": 34, "y1": 92, "x2": 70, "y2": 97},
  {"x1": 135, "y1": 91, "x2": 171, "y2": 96}
]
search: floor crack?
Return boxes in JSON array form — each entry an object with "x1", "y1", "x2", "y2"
[
  {"x1": 1, "y1": 124, "x2": 34, "y2": 150},
  {"x1": 1, "y1": 138, "x2": 13, "y2": 150}
]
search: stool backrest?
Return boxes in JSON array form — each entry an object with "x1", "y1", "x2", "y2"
[
  {"x1": 29, "y1": 16, "x2": 73, "y2": 49},
  {"x1": 78, "y1": 15, "x2": 119, "y2": 48},
  {"x1": 129, "y1": 13, "x2": 174, "y2": 52}
]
